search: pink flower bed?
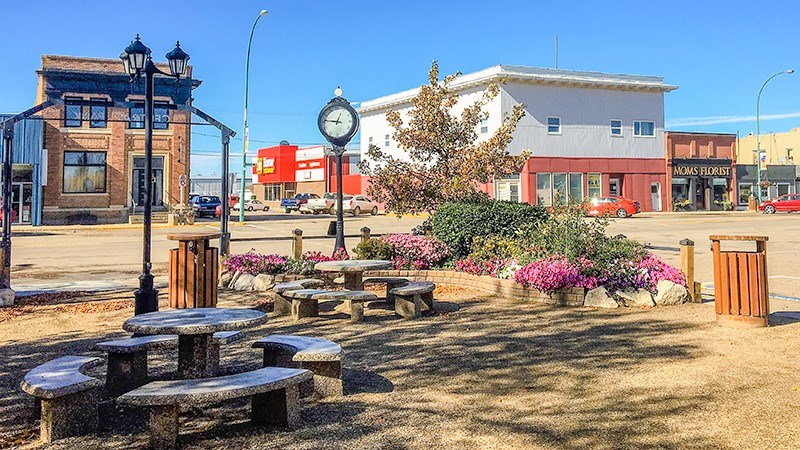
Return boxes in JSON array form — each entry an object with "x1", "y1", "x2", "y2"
[
  {"x1": 513, "y1": 255, "x2": 599, "y2": 294},
  {"x1": 382, "y1": 234, "x2": 451, "y2": 270},
  {"x1": 454, "y1": 257, "x2": 508, "y2": 278},
  {"x1": 224, "y1": 251, "x2": 287, "y2": 275}
]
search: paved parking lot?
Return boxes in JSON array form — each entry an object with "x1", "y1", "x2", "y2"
[{"x1": 8, "y1": 210, "x2": 800, "y2": 306}]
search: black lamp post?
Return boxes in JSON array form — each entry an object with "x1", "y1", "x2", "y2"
[{"x1": 121, "y1": 35, "x2": 190, "y2": 315}]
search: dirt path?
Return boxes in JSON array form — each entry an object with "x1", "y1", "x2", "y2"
[{"x1": 1, "y1": 289, "x2": 799, "y2": 449}]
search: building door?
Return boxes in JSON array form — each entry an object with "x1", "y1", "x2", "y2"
[
  {"x1": 132, "y1": 156, "x2": 165, "y2": 207},
  {"x1": 650, "y1": 182, "x2": 662, "y2": 212},
  {"x1": 10, "y1": 182, "x2": 33, "y2": 224},
  {"x1": 609, "y1": 178, "x2": 621, "y2": 196}
]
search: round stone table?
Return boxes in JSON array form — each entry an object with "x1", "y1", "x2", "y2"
[
  {"x1": 314, "y1": 260, "x2": 392, "y2": 291},
  {"x1": 123, "y1": 308, "x2": 266, "y2": 379}
]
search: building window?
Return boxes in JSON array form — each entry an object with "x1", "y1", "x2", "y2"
[
  {"x1": 348, "y1": 155, "x2": 361, "y2": 175},
  {"x1": 633, "y1": 120, "x2": 655, "y2": 137},
  {"x1": 384, "y1": 134, "x2": 390, "y2": 147},
  {"x1": 536, "y1": 173, "x2": 552, "y2": 206},
  {"x1": 129, "y1": 106, "x2": 144, "y2": 129},
  {"x1": 547, "y1": 117, "x2": 561, "y2": 135},
  {"x1": 610, "y1": 120, "x2": 622, "y2": 136},
  {"x1": 154, "y1": 104, "x2": 170, "y2": 129},
  {"x1": 568, "y1": 173, "x2": 584, "y2": 202},
  {"x1": 480, "y1": 118, "x2": 488, "y2": 134},
  {"x1": 587, "y1": 173, "x2": 602, "y2": 198},
  {"x1": 368, "y1": 136, "x2": 373, "y2": 145},
  {"x1": 263, "y1": 183, "x2": 281, "y2": 201},
  {"x1": 89, "y1": 100, "x2": 107, "y2": 128},
  {"x1": 553, "y1": 173, "x2": 568, "y2": 205},
  {"x1": 63, "y1": 151, "x2": 107, "y2": 193},
  {"x1": 64, "y1": 97, "x2": 83, "y2": 127}
]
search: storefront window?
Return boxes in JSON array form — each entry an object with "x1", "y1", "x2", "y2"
[
  {"x1": 712, "y1": 178, "x2": 727, "y2": 204},
  {"x1": 568, "y1": 173, "x2": 583, "y2": 202},
  {"x1": 777, "y1": 183, "x2": 791, "y2": 196},
  {"x1": 553, "y1": 173, "x2": 568, "y2": 205},
  {"x1": 587, "y1": 173, "x2": 602, "y2": 198},
  {"x1": 672, "y1": 177, "x2": 690, "y2": 210},
  {"x1": 63, "y1": 151, "x2": 107, "y2": 193},
  {"x1": 263, "y1": 183, "x2": 281, "y2": 201},
  {"x1": 536, "y1": 173, "x2": 552, "y2": 206},
  {"x1": 738, "y1": 183, "x2": 752, "y2": 205}
]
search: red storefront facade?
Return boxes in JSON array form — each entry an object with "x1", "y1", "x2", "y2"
[{"x1": 251, "y1": 142, "x2": 362, "y2": 205}]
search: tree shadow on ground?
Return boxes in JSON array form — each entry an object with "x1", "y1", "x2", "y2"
[{"x1": 0, "y1": 291, "x2": 723, "y2": 449}]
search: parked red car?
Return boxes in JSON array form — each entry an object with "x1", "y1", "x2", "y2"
[
  {"x1": 585, "y1": 196, "x2": 640, "y2": 218},
  {"x1": 758, "y1": 194, "x2": 800, "y2": 214}
]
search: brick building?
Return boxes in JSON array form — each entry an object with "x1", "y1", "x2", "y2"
[
  {"x1": 34, "y1": 55, "x2": 200, "y2": 224},
  {"x1": 665, "y1": 131, "x2": 737, "y2": 211}
]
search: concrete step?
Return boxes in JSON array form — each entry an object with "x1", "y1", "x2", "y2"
[{"x1": 128, "y1": 212, "x2": 170, "y2": 224}]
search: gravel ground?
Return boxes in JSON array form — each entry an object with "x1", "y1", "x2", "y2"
[{"x1": 1, "y1": 288, "x2": 799, "y2": 449}]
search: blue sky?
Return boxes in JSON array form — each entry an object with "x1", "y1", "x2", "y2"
[{"x1": 1, "y1": 0, "x2": 799, "y2": 175}]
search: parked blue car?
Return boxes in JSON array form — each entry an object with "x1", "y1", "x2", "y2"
[{"x1": 190, "y1": 195, "x2": 221, "y2": 218}]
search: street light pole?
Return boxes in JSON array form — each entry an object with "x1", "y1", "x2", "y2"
[
  {"x1": 755, "y1": 69, "x2": 794, "y2": 202},
  {"x1": 240, "y1": 10, "x2": 268, "y2": 223},
  {"x1": 122, "y1": 36, "x2": 190, "y2": 315}
]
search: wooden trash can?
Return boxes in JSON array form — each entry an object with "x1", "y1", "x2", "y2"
[
  {"x1": 710, "y1": 235, "x2": 769, "y2": 328},
  {"x1": 167, "y1": 231, "x2": 221, "y2": 308}
]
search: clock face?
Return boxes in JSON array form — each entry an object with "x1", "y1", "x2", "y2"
[{"x1": 321, "y1": 105, "x2": 355, "y2": 139}]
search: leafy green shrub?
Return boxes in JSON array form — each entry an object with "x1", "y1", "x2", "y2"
[
  {"x1": 283, "y1": 258, "x2": 316, "y2": 275},
  {"x1": 431, "y1": 200, "x2": 548, "y2": 258},
  {"x1": 470, "y1": 235, "x2": 531, "y2": 261},
  {"x1": 354, "y1": 238, "x2": 394, "y2": 260}
]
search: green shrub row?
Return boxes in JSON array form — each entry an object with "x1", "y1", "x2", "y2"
[{"x1": 431, "y1": 200, "x2": 548, "y2": 258}]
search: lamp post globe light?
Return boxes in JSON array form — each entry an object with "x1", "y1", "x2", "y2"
[
  {"x1": 318, "y1": 87, "x2": 359, "y2": 253},
  {"x1": 240, "y1": 9, "x2": 268, "y2": 223},
  {"x1": 755, "y1": 69, "x2": 793, "y2": 203},
  {"x1": 121, "y1": 35, "x2": 190, "y2": 315}
]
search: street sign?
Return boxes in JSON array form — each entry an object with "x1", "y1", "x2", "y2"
[{"x1": 179, "y1": 174, "x2": 187, "y2": 187}]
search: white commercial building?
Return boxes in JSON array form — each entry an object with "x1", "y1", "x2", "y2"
[{"x1": 358, "y1": 65, "x2": 677, "y2": 211}]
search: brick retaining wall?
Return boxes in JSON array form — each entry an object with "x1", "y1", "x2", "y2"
[{"x1": 364, "y1": 269, "x2": 586, "y2": 306}]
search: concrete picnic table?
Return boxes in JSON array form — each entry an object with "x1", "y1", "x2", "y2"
[
  {"x1": 314, "y1": 260, "x2": 392, "y2": 291},
  {"x1": 123, "y1": 308, "x2": 266, "y2": 379}
]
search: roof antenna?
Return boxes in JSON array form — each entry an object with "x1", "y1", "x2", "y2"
[{"x1": 555, "y1": 34, "x2": 559, "y2": 69}]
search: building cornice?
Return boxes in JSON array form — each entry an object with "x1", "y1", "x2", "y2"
[{"x1": 358, "y1": 64, "x2": 678, "y2": 114}]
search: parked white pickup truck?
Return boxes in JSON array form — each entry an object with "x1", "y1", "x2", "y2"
[{"x1": 300, "y1": 192, "x2": 336, "y2": 215}]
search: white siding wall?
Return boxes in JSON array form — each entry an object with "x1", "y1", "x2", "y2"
[
  {"x1": 501, "y1": 82, "x2": 665, "y2": 158},
  {"x1": 360, "y1": 86, "x2": 501, "y2": 165}
]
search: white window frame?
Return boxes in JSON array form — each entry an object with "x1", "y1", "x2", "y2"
[
  {"x1": 568, "y1": 173, "x2": 584, "y2": 202},
  {"x1": 368, "y1": 136, "x2": 373, "y2": 145},
  {"x1": 610, "y1": 119, "x2": 623, "y2": 137},
  {"x1": 384, "y1": 134, "x2": 390, "y2": 147},
  {"x1": 547, "y1": 117, "x2": 561, "y2": 135},
  {"x1": 587, "y1": 172, "x2": 602, "y2": 198},
  {"x1": 480, "y1": 118, "x2": 488, "y2": 134},
  {"x1": 536, "y1": 173, "x2": 552, "y2": 207},
  {"x1": 633, "y1": 120, "x2": 655, "y2": 137}
]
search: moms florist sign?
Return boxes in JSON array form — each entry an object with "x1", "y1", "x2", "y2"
[{"x1": 672, "y1": 162, "x2": 732, "y2": 178}]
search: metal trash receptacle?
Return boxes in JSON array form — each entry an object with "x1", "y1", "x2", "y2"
[{"x1": 710, "y1": 235, "x2": 769, "y2": 328}]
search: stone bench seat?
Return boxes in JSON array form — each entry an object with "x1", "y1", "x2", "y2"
[
  {"x1": 253, "y1": 335, "x2": 343, "y2": 397},
  {"x1": 117, "y1": 367, "x2": 312, "y2": 449},
  {"x1": 20, "y1": 356, "x2": 103, "y2": 443},
  {"x1": 363, "y1": 277, "x2": 410, "y2": 305},
  {"x1": 390, "y1": 281, "x2": 436, "y2": 319},
  {"x1": 273, "y1": 278, "x2": 325, "y2": 294},
  {"x1": 277, "y1": 289, "x2": 378, "y2": 323},
  {"x1": 94, "y1": 331, "x2": 244, "y2": 396},
  {"x1": 273, "y1": 279, "x2": 326, "y2": 316}
]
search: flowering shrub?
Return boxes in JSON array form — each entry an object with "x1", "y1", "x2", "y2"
[
  {"x1": 224, "y1": 251, "x2": 287, "y2": 275},
  {"x1": 635, "y1": 253, "x2": 686, "y2": 291},
  {"x1": 381, "y1": 234, "x2": 451, "y2": 269},
  {"x1": 454, "y1": 257, "x2": 509, "y2": 278},
  {"x1": 513, "y1": 255, "x2": 599, "y2": 294}
]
